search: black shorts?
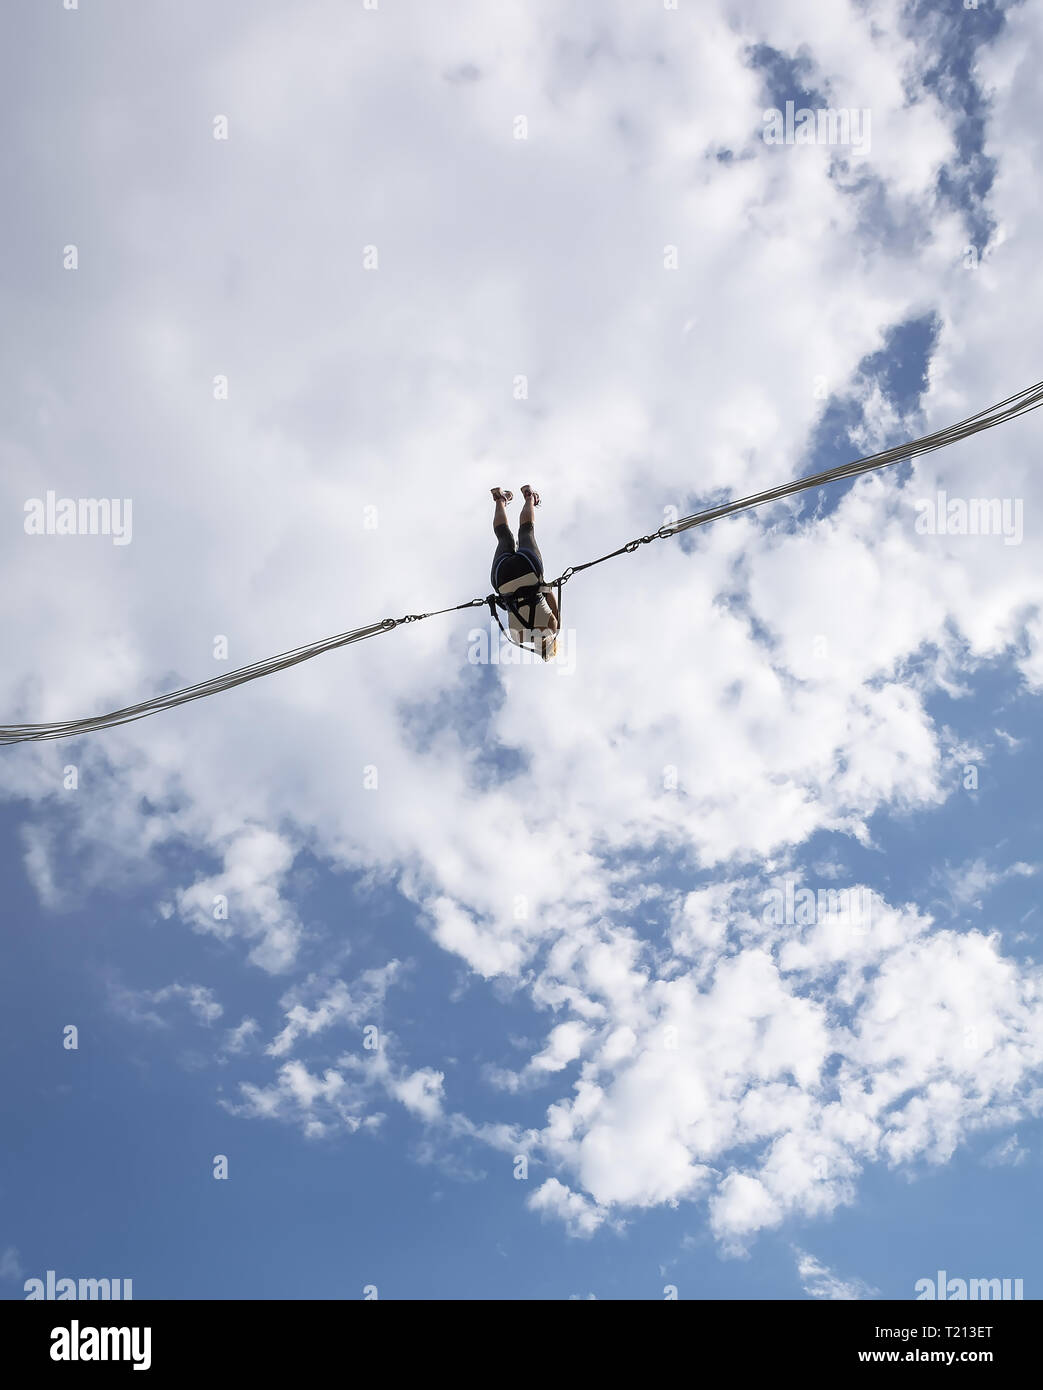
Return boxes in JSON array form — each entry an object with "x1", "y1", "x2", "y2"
[{"x1": 491, "y1": 522, "x2": 545, "y2": 589}]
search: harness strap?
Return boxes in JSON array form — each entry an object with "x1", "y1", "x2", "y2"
[
  {"x1": 487, "y1": 594, "x2": 527, "y2": 649},
  {"x1": 487, "y1": 590, "x2": 547, "y2": 651}
]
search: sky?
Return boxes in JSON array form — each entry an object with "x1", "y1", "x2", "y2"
[{"x1": 1, "y1": 0, "x2": 1041, "y2": 1301}]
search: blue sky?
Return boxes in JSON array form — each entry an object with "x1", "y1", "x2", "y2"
[
  {"x1": 2, "y1": 0, "x2": 1042, "y2": 1302},
  {"x1": 3, "y1": 658, "x2": 1040, "y2": 1300}
]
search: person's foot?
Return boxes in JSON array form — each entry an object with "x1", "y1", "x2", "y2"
[
  {"x1": 491, "y1": 487, "x2": 513, "y2": 503},
  {"x1": 521, "y1": 485, "x2": 541, "y2": 507}
]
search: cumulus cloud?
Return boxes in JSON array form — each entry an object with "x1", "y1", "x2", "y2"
[
  {"x1": 390, "y1": 1067, "x2": 446, "y2": 1123},
  {"x1": 486, "y1": 1021, "x2": 593, "y2": 1092}
]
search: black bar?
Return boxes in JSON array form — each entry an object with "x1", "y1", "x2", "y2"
[{"x1": 2, "y1": 1297, "x2": 1034, "y2": 1377}]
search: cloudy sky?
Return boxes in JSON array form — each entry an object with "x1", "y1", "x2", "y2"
[{"x1": 2, "y1": 0, "x2": 1041, "y2": 1300}]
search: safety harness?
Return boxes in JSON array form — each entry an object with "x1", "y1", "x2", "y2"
[{"x1": 487, "y1": 559, "x2": 563, "y2": 653}]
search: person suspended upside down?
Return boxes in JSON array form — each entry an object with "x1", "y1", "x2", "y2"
[{"x1": 489, "y1": 484, "x2": 560, "y2": 660}]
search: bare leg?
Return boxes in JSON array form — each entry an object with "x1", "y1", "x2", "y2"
[{"x1": 492, "y1": 496, "x2": 509, "y2": 533}]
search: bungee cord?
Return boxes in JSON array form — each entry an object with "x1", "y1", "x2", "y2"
[
  {"x1": 552, "y1": 377, "x2": 1043, "y2": 583},
  {"x1": 3, "y1": 378, "x2": 1041, "y2": 745},
  {"x1": 0, "y1": 601, "x2": 487, "y2": 745}
]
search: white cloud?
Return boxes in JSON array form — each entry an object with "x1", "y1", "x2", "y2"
[
  {"x1": 933, "y1": 858, "x2": 1036, "y2": 914},
  {"x1": 390, "y1": 1067, "x2": 446, "y2": 1123},
  {"x1": 528, "y1": 1179, "x2": 609, "y2": 1239},
  {"x1": 486, "y1": 1020, "x2": 593, "y2": 1092},
  {"x1": 222, "y1": 1018, "x2": 260, "y2": 1054},
  {"x1": 994, "y1": 729, "x2": 1024, "y2": 751},
  {"x1": 165, "y1": 984, "x2": 223, "y2": 1026},
  {"x1": 176, "y1": 828, "x2": 304, "y2": 974},
  {"x1": 109, "y1": 980, "x2": 223, "y2": 1029},
  {"x1": 229, "y1": 1059, "x2": 384, "y2": 1139},
  {"x1": 266, "y1": 963, "x2": 401, "y2": 1057},
  {"x1": 224, "y1": 986, "x2": 453, "y2": 1137},
  {"x1": 981, "y1": 1133, "x2": 1028, "y2": 1168},
  {"x1": 20, "y1": 825, "x2": 67, "y2": 912},
  {"x1": 711, "y1": 1175, "x2": 782, "y2": 1251},
  {"x1": 795, "y1": 1248, "x2": 878, "y2": 1301}
]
